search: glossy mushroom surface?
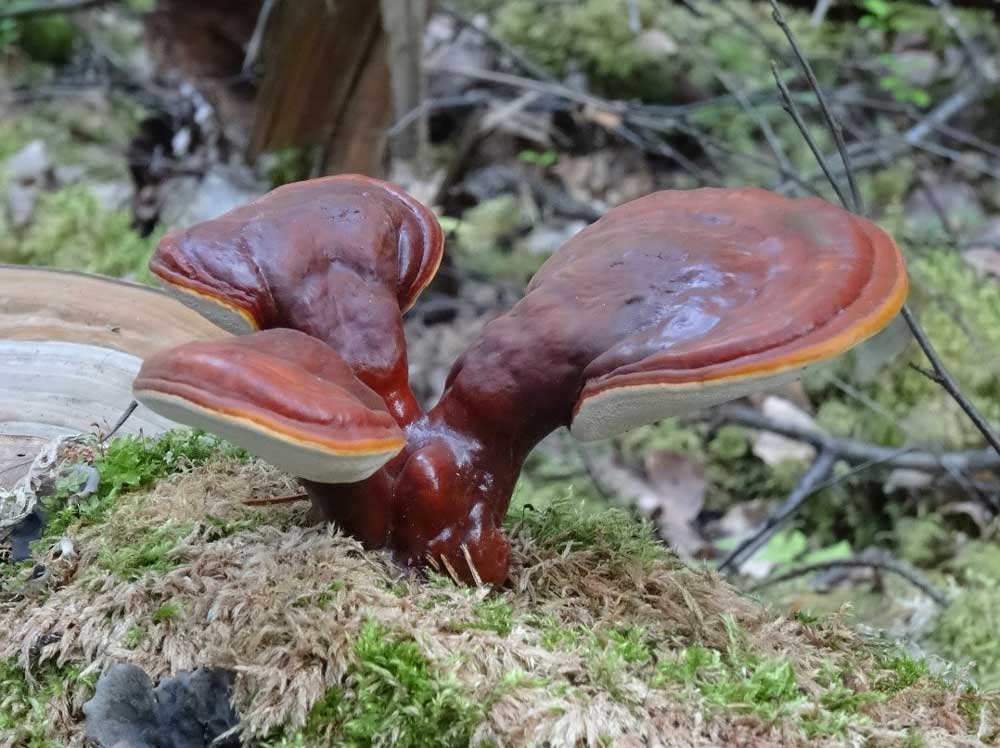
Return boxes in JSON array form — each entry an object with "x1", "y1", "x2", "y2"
[
  {"x1": 135, "y1": 184, "x2": 907, "y2": 585},
  {"x1": 148, "y1": 174, "x2": 443, "y2": 425},
  {"x1": 134, "y1": 330, "x2": 406, "y2": 483}
]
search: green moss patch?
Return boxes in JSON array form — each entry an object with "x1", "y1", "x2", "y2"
[{"x1": 1, "y1": 455, "x2": 995, "y2": 747}]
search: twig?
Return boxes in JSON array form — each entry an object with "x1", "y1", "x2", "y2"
[
  {"x1": 0, "y1": 0, "x2": 108, "y2": 20},
  {"x1": 100, "y1": 400, "x2": 137, "y2": 444},
  {"x1": 241, "y1": 493, "x2": 308, "y2": 506},
  {"x1": 436, "y1": 3, "x2": 558, "y2": 84},
  {"x1": 766, "y1": 0, "x2": 1000, "y2": 458},
  {"x1": 809, "y1": 0, "x2": 834, "y2": 27},
  {"x1": 926, "y1": 0, "x2": 989, "y2": 82},
  {"x1": 712, "y1": 404, "x2": 1000, "y2": 474},
  {"x1": 770, "y1": 62, "x2": 849, "y2": 207},
  {"x1": 718, "y1": 449, "x2": 838, "y2": 572},
  {"x1": 915, "y1": 171, "x2": 959, "y2": 241},
  {"x1": 748, "y1": 558, "x2": 950, "y2": 607},
  {"x1": 714, "y1": 68, "x2": 795, "y2": 180},
  {"x1": 242, "y1": 0, "x2": 277, "y2": 75},
  {"x1": 768, "y1": 0, "x2": 862, "y2": 213},
  {"x1": 902, "y1": 312, "x2": 1000, "y2": 457}
]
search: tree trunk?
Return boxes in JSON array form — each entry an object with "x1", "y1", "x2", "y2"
[{"x1": 249, "y1": 0, "x2": 391, "y2": 178}]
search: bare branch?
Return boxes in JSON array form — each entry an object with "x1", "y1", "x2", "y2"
[
  {"x1": 712, "y1": 404, "x2": 1000, "y2": 475},
  {"x1": 768, "y1": 0, "x2": 863, "y2": 213},
  {"x1": 718, "y1": 448, "x2": 838, "y2": 572},
  {"x1": 770, "y1": 61, "x2": 849, "y2": 207},
  {"x1": 748, "y1": 557, "x2": 950, "y2": 607}
]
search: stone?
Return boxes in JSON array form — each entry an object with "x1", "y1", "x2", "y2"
[{"x1": 84, "y1": 664, "x2": 240, "y2": 748}]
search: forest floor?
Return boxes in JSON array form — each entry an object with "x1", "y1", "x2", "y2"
[{"x1": 1, "y1": 1, "x2": 999, "y2": 746}]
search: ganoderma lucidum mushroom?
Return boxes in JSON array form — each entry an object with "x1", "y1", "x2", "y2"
[{"x1": 134, "y1": 177, "x2": 908, "y2": 585}]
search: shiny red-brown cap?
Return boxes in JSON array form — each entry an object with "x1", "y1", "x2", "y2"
[
  {"x1": 148, "y1": 174, "x2": 444, "y2": 332},
  {"x1": 146, "y1": 174, "x2": 444, "y2": 423},
  {"x1": 133, "y1": 329, "x2": 406, "y2": 482},
  {"x1": 552, "y1": 188, "x2": 908, "y2": 439}
]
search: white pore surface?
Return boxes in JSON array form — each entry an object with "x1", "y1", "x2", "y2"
[
  {"x1": 0, "y1": 340, "x2": 179, "y2": 438},
  {"x1": 138, "y1": 390, "x2": 401, "y2": 484},
  {"x1": 570, "y1": 367, "x2": 807, "y2": 441},
  {"x1": 164, "y1": 285, "x2": 255, "y2": 336}
]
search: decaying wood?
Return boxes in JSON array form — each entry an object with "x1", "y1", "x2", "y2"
[
  {"x1": 250, "y1": 0, "x2": 391, "y2": 177},
  {"x1": 0, "y1": 266, "x2": 228, "y2": 359},
  {"x1": 380, "y1": 0, "x2": 430, "y2": 164},
  {"x1": 0, "y1": 341, "x2": 178, "y2": 439}
]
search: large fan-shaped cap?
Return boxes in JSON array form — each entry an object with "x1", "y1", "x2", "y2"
[
  {"x1": 147, "y1": 174, "x2": 444, "y2": 423},
  {"x1": 0, "y1": 266, "x2": 229, "y2": 443},
  {"x1": 441, "y1": 188, "x2": 907, "y2": 445},
  {"x1": 556, "y1": 189, "x2": 908, "y2": 439},
  {"x1": 134, "y1": 329, "x2": 406, "y2": 483}
]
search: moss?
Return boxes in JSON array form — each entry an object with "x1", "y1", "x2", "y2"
[
  {"x1": 895, "y1": 517, "x2": 955, "y2": 568},
  {"x1": 931, "y1": 541, "x2": 1000, "y2": 689},
  {"x1": 97, "y1": 520, "x2": 194, "y2": 580},
  {"x1": 0, "y1": 185, "x2": 159, "y2": 281},
  {"x1": 492, "y1": 0, "x2": 705, "y2": 103},
  {"x1": 274, "y1": 621, "x2": 484, "y2": 748},
  {"x1": 507, "y1": 495, "x2": 667, "y2": 567},
  {"x1": 447, "y1": 195, "x2": 546, "y2": 282},
  {"x1": 0, "y1": 660, "x2": 95, "y2": 748},
  {"x1": 16, "y1": 14, "x2": 78, "y2": 66},
  {"x1": 654, "y1": 617, "x2": 806, "y2": 722},
  {"x1": 260, "y1": 146, "x2": 314, "y2": 189},
  {"x1": 587, "y1": 626, "x2": 655, "y2": 697},
  {"x1": 40, "y1": 431, "x2": 245, "y2": 546},
  {"x1": 151, "y1": 601, "x2": 183, "y2": 623},
  {"x1": 871, "y1": 652, "x2": 931, "y2": 696},
  {"x1": 122, "y1": 625, "x2": 145, "y2": 649},
  {"x1": 459, "y1": 598, "x2": 515, "y2": 637}
]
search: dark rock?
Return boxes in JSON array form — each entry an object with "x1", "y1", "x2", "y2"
[
  {"x1": 8, "y1": 508, "x2": 44, "y2": 563},
  {"x1": 84, "y1": 664, "x2": 240, "y2": 748}
]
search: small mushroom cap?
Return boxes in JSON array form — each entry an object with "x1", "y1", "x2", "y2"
[
  {"x1": 561, "y1": 189, "x2": 907, "y2": 439},
  {"x1": 134, "y1": 329, "x2": 406, "y2": 483},
  {"x1": 149, "y1": 174, "x2": 443, "y2": 325},
  {"x1": 147, "y1": 174, "x2": 443, "y2": 417}
]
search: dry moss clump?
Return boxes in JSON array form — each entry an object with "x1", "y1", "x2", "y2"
[{"x1": 0, "y1": 455, "x2": 996, "y2": 748}]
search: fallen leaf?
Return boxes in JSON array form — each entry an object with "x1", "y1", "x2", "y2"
[
  {"x1": 581, "y1": 447, "x2": 712, "y2": 560},
  {"x1": 643, "y1": 449, "x2": 706, "y2": 522},
  {"x1": 751, "y1": 396, "x2": 818, "y2": 466}
]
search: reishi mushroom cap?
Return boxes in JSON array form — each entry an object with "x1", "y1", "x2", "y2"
[
  {"x1": 145, "y1": 174, "x2": 443, "y2": 423},
  {"x1": 148, "y1": 173, "x2": 444, "y2": 332},
  {"x1": 133, "y1": 329, "x2": 406, "y2": 483},
  {"x1": 522, "y1": 188, "x2": 907, "y2": 440}
]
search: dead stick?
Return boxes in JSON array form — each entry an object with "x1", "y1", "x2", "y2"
[
  {"x1": 712, "y1": 404, "x2": 1000, "y2": 474},
  {"x1": 101, "y1": 400, "x2": 138, "y2": 444},
  {"x1": 766, "y1": 0, "x2": 1000, "y2": 458},
  {"x1": 748, "y1": 558, "x2": 949, "y2": 607},
  {"x1": 718, "y1": 449, "x2": 838, "y2": 572}
]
